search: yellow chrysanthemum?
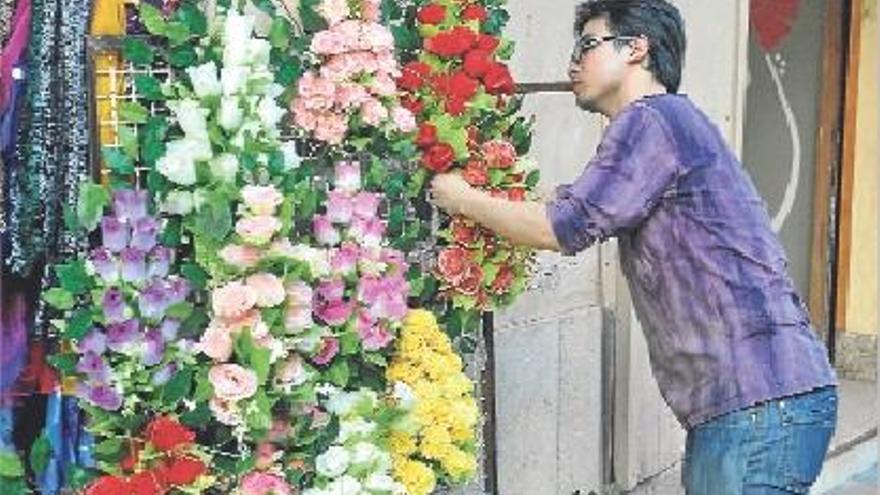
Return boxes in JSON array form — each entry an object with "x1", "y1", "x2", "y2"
[{"x1": 394, "y1": 458, "x2": 437, "y2": 495}]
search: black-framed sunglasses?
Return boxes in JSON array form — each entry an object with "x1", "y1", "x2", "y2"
[{"x1": 570, "y1": 35, "x2": 641, "y2": 63}]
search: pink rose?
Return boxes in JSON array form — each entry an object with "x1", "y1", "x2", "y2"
[
  {"x1": 212, "y1": 281, "x2": 258, "y2": 319},
  {"x1": 220, "y1": 244, "x2": 262, "y2": 268},
  {"x1": 334, "y1": 162, "x2": 361, "y2": 193},
  {"x1": 241, "y1": 185, "x2": 284, "y2": 216},
  {"x1": 391, "y1": 106, "x2": 417, "y2": 132},
  {"x1": 326, "y1": 190, "x2": 354, "y2": 224},
  {"x1": 335, "y1": 83, "x2": 370, "y2": 110},
  {"x1": 198, "y1": 322, "x2": 234, "y2": 361},
  {"x1": 352, "y1": 192, "x2": 380, "y2": 220},
  {"x1": 312, "y1": 337, "x2": 339, "y2": 366},
  {"x1": 311, "y1": 30, "x2": 347, "y2": 55},
  {"x1": 245, "y1": 273, "x2": 286, "y2": 308},
  {"x1": 236, "y1": 216, "x2": 282, "y2": 245},
  {"x1": 313, "y1": 215, "x2": 341, "y2": 246},
  {"x1": 209, "y1": 364, "x2": 259, "y2": 401},
  {"x1": 209, "y1": 398, "x2": 242, "y2": 426},
  {"x1": 292, "y1": 100, "x2": 318, "y2": 131},
  {"x1": 314, "y1": 112, "x2": 348, "y2": 144},
  {"x1": 240, "y1": 471, "x2": 291, "y2": 495}
]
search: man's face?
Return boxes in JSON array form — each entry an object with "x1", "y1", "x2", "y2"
[{"x1": 568, "y1": 18, "x2": 630, "y2": 114}]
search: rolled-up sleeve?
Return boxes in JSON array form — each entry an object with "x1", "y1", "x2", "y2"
[{"x1": 547, "y1": 104, "x2": 679, "y2": 254}]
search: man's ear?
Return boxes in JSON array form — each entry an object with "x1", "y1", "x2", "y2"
[{"x1": 627, "y1": 36, "x2": 650, "y2": 65}]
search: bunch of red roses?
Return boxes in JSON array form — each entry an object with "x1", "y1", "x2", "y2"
[
  {"x1": 84, "y1": 417, "x2": 208, "y2": 495},
  {"x1": 398, "y1": 0, "x2": 535, "y2": 310}
]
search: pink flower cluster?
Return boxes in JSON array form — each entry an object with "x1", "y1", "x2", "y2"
[{"x1": 290, "y1": 0, "x2": 416, "y2": 144}]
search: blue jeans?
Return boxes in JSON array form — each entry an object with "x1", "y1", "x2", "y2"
[{"x1": 683, "y1": 386, "x2": 838, "y2": 494}]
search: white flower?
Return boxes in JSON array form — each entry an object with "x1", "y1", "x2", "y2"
[
  {"x1": 265, "y1": 83, "x2": 286, "y2": 100},
  {"x1": 365, "y1": 473, "x2": 400, "y2": 492},
  {"x1": 315, "y1": 445, "x2": 350, "y2": 478},
  {"x1": 338, "y1": 418, "x2": 376, "y2": 443},
  {"x1": 209, "y1": 153, "x2": 240, "y2": 183},
  {"x1": 279, "y1": 141, "x2": 301, "y2": 170},
  {"x1": 162, "y1": 190, "x2": 195, "y2": 215},
  {"x1": 223, "y1": 12, "x2": 254, "y2": 67},
  {"x1": 294, "y1": 326, "x2": 327, "y2": 354},
  {"x1": 257, "y1": 97, "x2": 286, "y2": 132},
  {"x1": 219, "y1": 98, "x2": 244, "y2": 131},
  {"x1": 170, "y1": 99, "x2": 209, "y2": 139},
  {"x1": 350, "y1": 441, "x2": 381, "y2": 467},
  {"x1": 246, "y1": 39, "x2": 271, "y2": 66},
  {"x1": 326, "y1": 475, "x2": 361, "y2": 495},
  {"x1": 289, "y1": 244, "x2": 331, "y2": 278},
  {"x1": 392, "y1": 382, "x2": 416, "y2": 411},
  {"x1": 231, "y1": 120, "x2": 263, "y2": 148},
  {"x1": 221, "y1": 66, "x2": 250, "y2": 96},
  {"x1": 301, "y1": 489, "x2": 329, "y2": 495},
  {"x1": 156, "y1": 143, "x2": 197, "y2": 185},
  {"x1": 326, "y1": 391, "x2": 359, "y2": 417},
  {"x1": 185, "y1": 61, "x2": 221, "y2": 98}
]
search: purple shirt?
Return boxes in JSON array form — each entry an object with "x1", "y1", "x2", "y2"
[{"x1": 547, "y1": 94, "x2": 836, "y2": 428}]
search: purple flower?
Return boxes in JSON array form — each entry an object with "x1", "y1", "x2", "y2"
[
  {"x1": 165, "y1": 278, "x2": 191, "y2": 304},
  {"x1": 159, "y1": 318, "x2": 180, "y2": 340},
  {"x1": 101, "y1": 216, "x2": 130, "y2": 253},
  {"x1": 315, "y1": 299, "x2": 354, "y2": 327},
  {"x1": 130, "y1": 217, "x2": 159, "y2": 251},
  {"x1": 102, "y1": 288, "x2": 127, "y2": 324},
  {"x1": 107, "y1": 319, "x2": 141, "y2": 353},
  {"x1": 120, "y1": 247, "x2": 147, "y2": 283},
  {"x1": 358, "y1": 275, "x2": 408, "y2": 321},
  {"x1": 312, "y1": 336, "x2": 339, "y2": 366},
  {"x1": 143, "y1": 328, "x2": 165, "y2": 366},
  {"x1": 89, "y1": 247, "x2": 119, "y2": 283},
  {"x1": 139, "y1": 281, "x2": 169, "y2": 321},
  {"x1": 77, "y1": 329, "x2": 107, "y2": 355},
  {"x1": 316, "y1": 279, "x2": 345, "y2": 302},
  {"x1": 147, "y1": 246, "x2": 172, "y2": 279},
  {"x1": 88, "y1": 383, "x2": 123, "y2": 411},
  {"x1": 357, "y1": 311, "x2": 393, "y2": 351},
  {"x1": 152, "y1": 362, "x2": 178, "y2": 386},
  {"x1": 76, "y1": 352, "x2": 111, "y2": 381},
  {"x1": 112, "y1": 188, "x2": 148, "y2": 222}
]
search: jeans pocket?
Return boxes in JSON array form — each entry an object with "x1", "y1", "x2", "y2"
[{"x1": 781, "y1": 388, "x2": 838, "y2": 428}]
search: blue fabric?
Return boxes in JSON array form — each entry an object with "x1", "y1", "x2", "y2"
[{"x1": 683, "y1": 386, "x2": 838, "y2": 494}]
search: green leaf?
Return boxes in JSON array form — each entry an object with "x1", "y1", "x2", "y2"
[
  {"x1": 102, "y1": 147, "x2": 135, "y2": 176},
  {"x1": 299, "y1": 0, "x2": 329, "y2": 32},
  {"x1": 43, "y1": 288, "x2": 75, "y2": 310},
  {"x1": 119, "y1": 101, "x2": 150, "y2": 124},
  {"x1": 48, "y1": 353, "x2": 78, "y2": 374},
  {"x1": 193, "y1": 192, "x2": 232, "y2": 242},
  {"x1": 275, "y1": 57, "x2": 303, "y2": 86},
  {"x1": 193, "y1": 369, "x2": 214, "y2": 402},
  {"x1": 0, "y1": 452, "x2": 24, "y2": 478},
  {"x1": 118, "y1": 126, "x2": 139, "y2": 159},
  {"x1": 251, "y1": 346, "x2": 272, "y2": 384},
  {"x1": 431, "y1": 114, "x2": 469, "y2": 159},
  {"x1": 141, "y1": 117, "x2": 169, "y2": 167},
  {"x1": 406, "y1": 168, "x2": 428, "y2": 198},
  {"x1": 29, "y1": 432, "x2": 51, "y2": 475},
  {"x1": 67, "y1": 309, "x2": 95, "y2": 341},
  {"x1": 161, "y1": 367, "x2": 193, "y2": 405},
  {"x1": 121, "y1": 37, "x2": 155, "y2": 65},
  {"x1": 483, "y1": 8, "x2": 510, "y2": 35},
  {"x1": 525, "y1": 169, "x2": 541, "y2": 188},
  {"x1": 168, "y1": 44, "x2": 198, "y2": 67},
  {"x1": 180, "y1": 402, "x2": 211, "y2": 427},
  {"x1": 340, "y1": 331, "x2": 360, "y2": 356},
  {"x1": 326, "y1": 360, "x2": 350, "y2": 387},
  {"x1": 173, "y1": 3, "x2": 207, "y2": 36},
  {"x1": 93, "y1": 438, "x2": 123, "y2": 462},
  {"x1": 181, "y1": 263, "x2": 208, "y2": 290},
  {"x1": 139, "y1": 3, "x2": 167, "y2": 35},
  {"x1": 363, "y1": 352, "x2": 387, "y2": 368},
  {"x1": 245, "y1": 391, "x2": 273, "y2": 433},
  {"x1": 165, "y1": 302, "x2": 194, "y2": 320},
  {"x1": 164, "y1": 21, "x2": 191, "y2": 46},
  {"x1": 269, "y1": 18, "x2": 292, "y2": 50},
  {"x1": 181, "y1": 307, "x2": 209, "y2": 340},
  {"x1": 134, "y1": 74, "x2": 165, "y2": 101},
  {"x1": 76, "y1": 183, "x2": 110, "y2": 232},
  {"x1": 489, "y1": 168, "x2": 506, "y2": 187}
]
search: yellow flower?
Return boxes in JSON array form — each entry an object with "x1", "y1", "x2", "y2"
[
  {"x1": 394, "y1": 458, "x2": 436, "y2": 495},
  {"x1": 389, "y1": 430, "x2": 417, "y2": 457}
]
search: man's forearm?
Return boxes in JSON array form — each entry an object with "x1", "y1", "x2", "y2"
[{"x1": 458, "y1": 189, "x2": 562, "y2": 252}]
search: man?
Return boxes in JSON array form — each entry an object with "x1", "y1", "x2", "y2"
[{"x1": 430, "y1": 1, "x2": 838, "y2": 493}]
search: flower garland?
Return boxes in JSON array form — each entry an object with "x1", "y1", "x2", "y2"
[
  {"x1": 386, "y1": 309, "x2": 479, "y2": 494},
  {"x1": 394, "y1": 0, "x2": 538, "y2": 311}
]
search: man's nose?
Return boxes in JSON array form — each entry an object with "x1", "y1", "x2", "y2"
[{"x1": 568, "y1": 63, "x2": 581, "y2": 79}]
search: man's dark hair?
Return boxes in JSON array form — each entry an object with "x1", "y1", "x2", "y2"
[{"x1": 574, "y1": 0, "x2": 686, "y2": 93}]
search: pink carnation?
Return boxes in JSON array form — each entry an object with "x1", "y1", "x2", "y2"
[
  {"x1": 241, "y1": 185, "x2": 284, "y2": 216},
  {"x1": 245, "y1": 273, "x2": 286, "y2": 308},
  {"x1": 219, "y1": 244, "x2": 262, "y2": 268},
  {"x1": 314, "y1": 112, "x2": 348, "y2": 144},
  {"x1": 360, "y1": 97, "x2": 389, "y2": 126},
  {"x1": 209, "y1": 364, "x2": 259, "y2": 402},
  {"x1": 391, "y1": 106, "x2": 417, "y2": 132},
  {"x1": 240, "y1": 471, "x2": 291, "y2": 495},
  {"x1": 198, "y1": 322, "x2": 234, "y2": 361},
  {"x1": 212, "y1": 281, "x2": 258, "y2": 320},
  {"x1": 236, "y1": 216, "x2": 282, "y2": 245}
]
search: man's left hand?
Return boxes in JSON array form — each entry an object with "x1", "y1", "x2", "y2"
[{"x1": 430, "y1": 173, "x2": 475, "y2": 216}]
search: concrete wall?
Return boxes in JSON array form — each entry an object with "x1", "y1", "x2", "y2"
[{"x1": 493, "y1": 1, "x2": 750, "y2": 493}]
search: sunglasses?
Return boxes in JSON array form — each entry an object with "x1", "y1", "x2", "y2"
[{"x1": 570, "y1": 35, "x2": 641, "y2": 63}]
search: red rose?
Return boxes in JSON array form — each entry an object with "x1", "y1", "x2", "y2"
[
  {"x1": 128, "y1": 471, "x2": 166, "y2": 495},
  {"x1": 398, "y1": 62, "x2": 432, "y2": 92},
  {"x1": 483, "y1": 62, "x2": 515, "y2": 95},
  {"x1": 458, "y1": 262, "x2": 484, "y2": 295},
  {"x1": 430, "y1": 73, "x2": 451, "y2": 96},
  {"x1": 145, "y1": 417, "x2": 195, "y2": 452},
  {"x1": 417, "y1": 3, "x2": 447, "y2": 24},
  {"x1": 445, "y1": 96, "x2": 468, "y2": 115},
  {"x1": 416, "y1": 123, "x2": 438, "y2": 149},
  {"x1": 163, "y1": 456, "x2": 206, "y2": 486},
  {"x1": 449, "y1": 71, "x2": 479, "y2": 99},
  {"x1": 462, "y1": 160, "x2": 488, "y2": 186},
  {"x1": 451, "y1": 217, "x2": 479, "y2": 245},
  {"x1": 491, "y1": 265, "x2": 515, "y2": 294},
  {"x1": 482, "y1": 139, "x2": 517, "y2": 169},
  {"x1": 400, "y1": 95, "x2": 424, "y2": 115},
  {"x1": 425, "y1": 27, "x2": 478, "y2": 58},
  {"x1": 85, "y1": 476, "x2": 129, "y2": 495},
  {"x1": 461, "y1": 4, "x2": 488, "y2": 22},
  {"x1": 437, "y1": 247, "x2": 469, "y2": 284},
  {"x1": 423, "y1": 143, "x2": 456, "y2": 173},
  {"x1": 508, "y1": 187, "x2": 527, "y2": 202},
  {"x1": 476, "y1": 33, "x2": 500, "y2": 52},
  {"x1": 463, "y1": 49, "x2": 493, "y2": 78}
]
